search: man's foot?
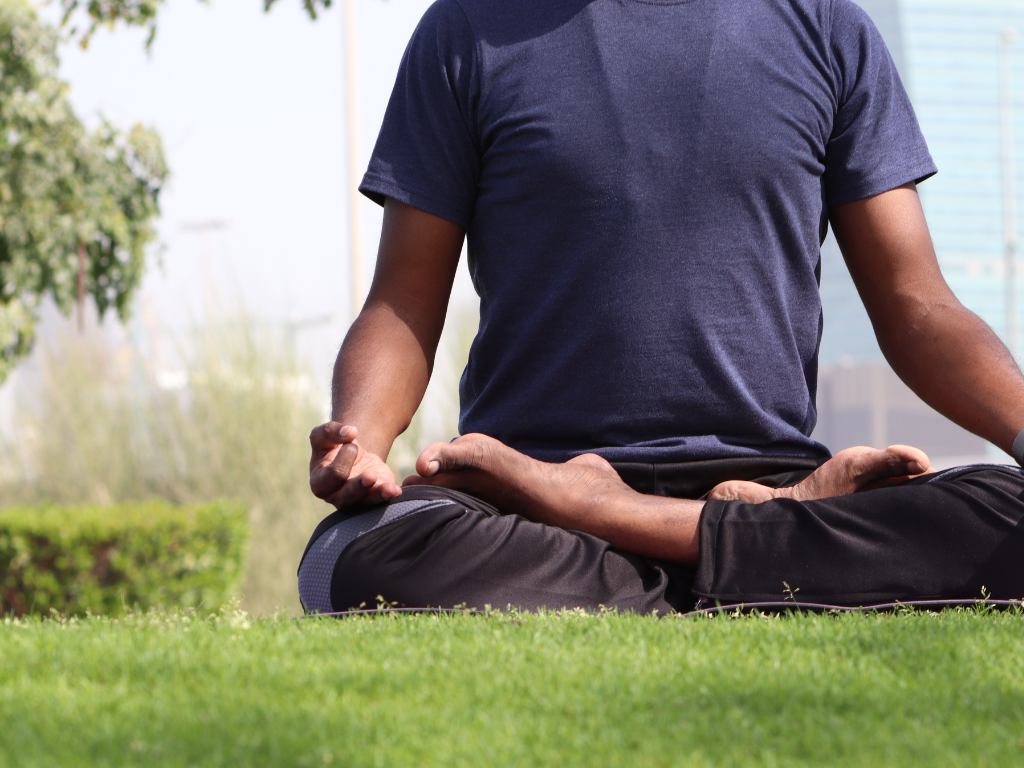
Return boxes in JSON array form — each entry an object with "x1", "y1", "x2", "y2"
[
  {"x1": 403, "y1": 433, "x2": 639, "y2": 526},
  {"x1": 707, "y1": 444, "x2": 934, "y2": 503},
  {"x1": 406, "y1": 434, "x2": 708, "y2": 563}
]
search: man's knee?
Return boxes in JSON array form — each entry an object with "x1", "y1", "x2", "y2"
[
  {"x1": 330, "y1": 500, "x2": 486, "y2": 611},
  {"x1": 697, "y1": 464, "x2": 1024, "y2": 604},
  {"x1": 298, "y1": 488, "x2": 486, "y2": 613}
]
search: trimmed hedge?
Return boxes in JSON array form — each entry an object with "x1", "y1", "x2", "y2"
[{"x1": 0, "y1": 501, "x2": 248, "y2": 616}]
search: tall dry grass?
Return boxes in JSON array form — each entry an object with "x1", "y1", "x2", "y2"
[{"x1": 0, "y1": 302, "x2": 476, "y2": 615}]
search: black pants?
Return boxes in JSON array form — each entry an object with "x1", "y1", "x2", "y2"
[{"x1": 297, "y1": 458, "x2": 1024, "y2": 614}]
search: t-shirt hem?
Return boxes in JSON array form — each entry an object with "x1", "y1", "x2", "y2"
[
  {"x1": 359, "y1": 174, "x2": 472, "y2": 229},
  {"x1": 520, "y1": 442, "x2": 832, "y2": 464},
  {"x1": 827, "y1": 158, "x2": 938, "y2": 208}
]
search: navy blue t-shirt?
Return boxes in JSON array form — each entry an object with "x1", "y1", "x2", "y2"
[{"x1": 360, "y1": 0, "x2": 936, "y2": 464}]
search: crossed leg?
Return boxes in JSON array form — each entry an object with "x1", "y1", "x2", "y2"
[
  {"x1": 402, "y1": 434, "x2": 934, "y2": 564},
  {"x1": 299, "y1": 436, "x2": 1024, "y2": 614}
]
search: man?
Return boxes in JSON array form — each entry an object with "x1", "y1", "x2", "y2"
[{"x1": 299, "y1": 0, "x2": 1024, "y2": 614}]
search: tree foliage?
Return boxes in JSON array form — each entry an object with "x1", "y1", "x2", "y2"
[
  {"x1": 59, "y1": 0, "x2": 335, "y2": 48},
  {"x1": 0, "y1": 0, "x2": 166, "y2": 382}
]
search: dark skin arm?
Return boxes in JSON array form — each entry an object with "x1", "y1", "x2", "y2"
[
  {"x1": 309, "y1": 199, "x2": 465, "y2": 508},
  {"x1": 831, "y1": 183, "x2": 1024, "y2": 453}
]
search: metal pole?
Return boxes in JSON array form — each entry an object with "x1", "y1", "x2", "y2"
[
  {"x1": 870, "y1": 364, "x2": 887, "y2": 449},
  {"x1": 343, "y1": 0, "x2": 365, "y2": 322},
  {"x1": 1000, "y1": 29, "x2": 1018, "y2": 359},
  {"x1": 77, "y1": 242, "x2": 86, "y2": 333}
]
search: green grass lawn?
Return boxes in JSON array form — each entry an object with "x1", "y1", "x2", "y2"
[{"x1": 1, "y1": 608, "x2": 1023, "y2": 767}]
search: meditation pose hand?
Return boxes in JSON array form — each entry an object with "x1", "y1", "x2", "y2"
[{"x1": 309, "y1": 423, "x2": 402, "y2": 508}]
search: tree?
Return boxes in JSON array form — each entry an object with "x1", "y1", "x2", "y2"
[
  {"x1": 0, "y1": 0, "x2": 167, "y2": 382},
  {"x1": 59, "y1": 0, "x2": 334, "y2": 48}
]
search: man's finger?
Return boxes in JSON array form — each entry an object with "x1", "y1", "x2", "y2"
[
  {"x1": 309, "y1": 442, "x2": 360, "y2": 498},
  {"x1": 335, "y1": 473, "x2": 400, "y2": 507},
  {"x1": 364, "y1": 476, "x2": 403, "y2": 502},
  {"x1": 327, "y1": 441, "x2": 360, "y2": 474},
  {"x1": 310, "y1": 422, "x2": 358, "y2": 448}
]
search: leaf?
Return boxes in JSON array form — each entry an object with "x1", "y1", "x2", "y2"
[
  {"x1": 0, "y1": 0, "x2": 167, "y2": 381},
  {"x1": 59, "y1": 0, "x2": 335, "y2": 49}
]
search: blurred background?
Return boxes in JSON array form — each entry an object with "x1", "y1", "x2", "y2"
[
  {"x1": 818, "y1": 0, "x2": 1024, "y2": 465},
  {"x1": 0, "y1": 0, "x2": 1021, "y2": 614}
]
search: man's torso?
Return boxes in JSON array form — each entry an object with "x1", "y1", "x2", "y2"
[{"x1": 361, "y1": 0, "x2": 934, "y2": 463}]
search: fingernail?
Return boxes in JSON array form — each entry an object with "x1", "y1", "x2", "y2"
[{"x1": 426, "y1": 460, "x2": 440, "y2": 476}]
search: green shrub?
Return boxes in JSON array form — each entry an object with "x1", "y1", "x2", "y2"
[
  {"x1": 0, "y1": 302, "x2": 477, "y2": 615},
  {"x1": 0, "y1": 313, "x2": 326, "y2": 616},
  {"x1": 0, "y1": 501, "x2": 248, "y2": 616}
]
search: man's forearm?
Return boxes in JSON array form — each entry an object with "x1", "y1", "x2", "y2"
[
  {"x1": 332, "y1": 300, "x2": 434, "y2": 460},
  {"x1": 832, "y1": 185, "x2": 1024, "y2": 457},
  {"x1": 328, "y1": 199, "x2": 464, "y2": 462},
  {"x1": 881, "y1": 298, "x2": 1024, "y2": 455},
  {"x1": 310, "y1": 202, "x2": 461, "y2": 506}
]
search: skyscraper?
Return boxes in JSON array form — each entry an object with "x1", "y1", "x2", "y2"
[
  {"x1": 823, "y1": 0, "x2": 1024, "y2": 357},
  {"x1": 901, "y1": 0, "x2": 1024, "y2": 352},
  {"x1": 814, "y1": 0, "x2": 1022, "y2": 460}
]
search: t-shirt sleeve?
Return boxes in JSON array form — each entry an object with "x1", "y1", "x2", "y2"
[
  {"x1": 359, "y1": 0, "x2": 480, "y2": 228},
  {"x1": 824, "y1": 0, "x2": 937, "y2": 207}
]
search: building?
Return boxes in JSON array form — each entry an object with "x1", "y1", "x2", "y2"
[
  {"x1": 814, "y1": 0, "x2": 1022, "y2": 462},
  {"x1": 902, "y1": 0, "x2": 1024, "y2": 349}
]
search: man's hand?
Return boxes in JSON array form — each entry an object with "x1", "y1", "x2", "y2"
[
  {"x1": 708, "y1": 444, "x2": 934, "y2": 503},
  {"x1": 319, "y1": 199, "x2": 465, "y2": 509},
  {"x1": 309, "y1": 423, "x2": 402, "y2": 508}
]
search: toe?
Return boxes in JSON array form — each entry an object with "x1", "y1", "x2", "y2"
[
  {"x1": 415, "y1": 434, "x2": 500, "y2": 477},
  {"x1": 849, "y1": 444, "x2": 930, "y2": 481},
  {"x1": 414, "y1": 442, "x2": 454, "y2": 477},
  {"x1": 708, "y1": 480, "x2": 777, "y2": 503},
  {"x1": 884, "y1": 444, "x2": 931, "y2": 476}
]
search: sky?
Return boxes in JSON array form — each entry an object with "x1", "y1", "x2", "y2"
[{"x1": 33, "y1": 0, "x2": 473, "y2": 375}]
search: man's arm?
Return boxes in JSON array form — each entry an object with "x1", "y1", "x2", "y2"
[
  {"x1": 309, "y1": 199, "x2": 465, "y2": 507},
  {"x1": 830, "y1": 183, "x2": 1024, "y2": 456}
]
